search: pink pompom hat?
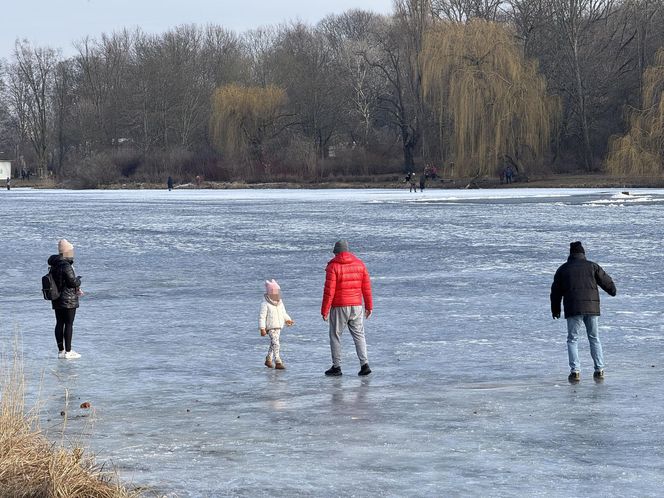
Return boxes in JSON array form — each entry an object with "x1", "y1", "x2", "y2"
[{"x1": 265, "y1": 279, "x2": 281, "y2": 294}]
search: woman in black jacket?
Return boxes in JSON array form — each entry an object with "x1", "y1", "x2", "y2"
[{"x1": 49, "y1": 239, "x2": 82, "y2": 359}]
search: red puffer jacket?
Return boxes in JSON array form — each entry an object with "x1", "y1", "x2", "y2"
[{"x1": 321, "y1": 252, "x2": 373, "y2": 316}]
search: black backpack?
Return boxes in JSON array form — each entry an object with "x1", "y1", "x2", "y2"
[{"x1": 42, "y1": 269, "x2": 61, "y2": 301}]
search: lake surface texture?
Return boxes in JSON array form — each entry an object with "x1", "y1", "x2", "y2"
[{"x1": 1, "y1": 188, "x2": 663, "y2": 497}]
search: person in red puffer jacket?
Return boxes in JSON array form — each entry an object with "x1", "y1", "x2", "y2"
[{"x1": 321, "y1": 240, "x2": 373, "y2": 377}]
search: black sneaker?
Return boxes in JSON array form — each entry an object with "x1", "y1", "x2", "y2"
[
  {"x1": 358, "y1": 363, "x2": 372, "y2": 376},
  {"x1": 325, "y1": 366, "x2": 342, "y2": 377},
  {"x1": 593, "y1": 370, "x2": 604, "y2": 381},
  {"x1": 568, "y1": 371, "x2": 580, "y2": 383}
]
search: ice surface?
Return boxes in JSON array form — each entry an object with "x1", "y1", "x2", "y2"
[{"x1": 1, "y1": 187, "x2": 664, "y2": 497}]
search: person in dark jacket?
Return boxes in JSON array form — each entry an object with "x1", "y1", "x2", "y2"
[
  {"x1": 48, "y1": 239, "x2": 83, "y2": 359},
  {"x1": 167, "y1": 176, "x2": 174, "y2": 191},
  {"x1": 404, "y1": 172, "x2": 417, "y2": 192},
  {"x1": 551, "y1": 241, "x2": 616, "y2": 383}
]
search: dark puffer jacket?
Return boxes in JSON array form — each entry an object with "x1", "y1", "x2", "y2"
[
  {"x1": 48, "y1": 254, "x2": 81, "y2": 310},
  {"x1": 550, "y1": 253, "x2": 616, "y2": 318}
]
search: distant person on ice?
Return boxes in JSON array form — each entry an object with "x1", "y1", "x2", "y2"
[
  {"x1": 321, "y1": 240, "x2": 373, "y2": 376},
  {"x1": 48, "y1": 239, "x2": 84, "y2": 359},
  {"x1": 167, "y1": 176, "x2": 174, "y2": 191},
  {"x1": 505, "y1": 166, "x2": 514, "y2": 184},
  {"x1": 404, "y1": 172, "x2": 417, "y2": 192},
  {"x1": 550, "y1": 241, "x2": 616, "y2": 383},
  {"x1": 259, "y1": 279, "x2": 294, "y2": 370}
]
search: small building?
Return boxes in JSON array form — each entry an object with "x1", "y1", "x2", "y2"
[{"x1": 0, "y1": 161, "x2": 11, "y2": 180}]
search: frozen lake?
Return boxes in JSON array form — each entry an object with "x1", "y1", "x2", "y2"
[{"x1": 1, "y1": 187, "x2": 663, "y2": 497}]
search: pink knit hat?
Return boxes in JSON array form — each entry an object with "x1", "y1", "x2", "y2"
[
  {"x1": 265, "y1": 279, "x2": 281, "y2": 294},
  {"x1": 58, "y1": 239, "x2": 74, "y2": 258}
]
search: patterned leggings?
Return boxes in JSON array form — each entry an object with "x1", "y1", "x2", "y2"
[{"x1": 267, "y1": 328, "x2": 282, "y2": 362}]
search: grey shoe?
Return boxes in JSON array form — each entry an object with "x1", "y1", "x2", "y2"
[
  {"x1": 568, "y1": 371, "x2": 580, "y2": 383},
  {"x1": 593, "y1": 370, "x2": 604, "y2": 381}
]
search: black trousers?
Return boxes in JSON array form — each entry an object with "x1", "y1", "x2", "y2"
[{"x1": 54, "y1": 308, "x2": 77, "y2": 352}]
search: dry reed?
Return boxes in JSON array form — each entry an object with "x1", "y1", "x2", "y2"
[{"x1": 0, "y1": 341, "x2": 146, "y2": 498}]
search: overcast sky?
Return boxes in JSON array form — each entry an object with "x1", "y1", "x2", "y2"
[{"x1": 1, "y1": 0, "x2": 394, "y2": 60}]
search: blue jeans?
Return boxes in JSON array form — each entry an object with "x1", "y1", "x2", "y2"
[{"x1": 566, "y1": 315, "x2": 604, "y2": 373}]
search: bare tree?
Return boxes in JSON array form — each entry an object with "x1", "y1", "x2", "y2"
[
  {"x1": 74, "y1": 30, "x2": 135, "y2": 149},
  {"x1": 546, "y1": 0, "x2": 615, "y2": 170},
  {"x1": 320, "y1": 10, "x2": 385, "y2": 148},
  {"x1": 12, "y1": 41, "x2": 58, "y2": 178},
  {"x1": 1, "y1": 59, "x2": 29, "y2": 166},
  {"x1": 358, "y1": 1, "x2": 433, "y2": 170},
  {"x1": 432, "y1": 0, "x2": 507, "y2": 21},
  {"x1": 244, "y1": 27, "x2": 278, "y2": 87},
  {"x1": 272, "y1": 23, "x2": 345, "y2": 161},
  {"x1": 52, "y1": 59, "x2": 76, "y2": 175},
  {"x1": 505, "y1": 0, "x2": 549, "y2": 57}
]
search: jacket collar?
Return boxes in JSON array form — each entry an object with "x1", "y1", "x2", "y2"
[
  {"x1": 48, "y1": 254, "x2": 74, "y2": 266},
  {"x1": 567, "y1": 253, "x2": 587, "y2": 262},
  {"x1": 264, "y1": 294, "x2": 281, "y2": 306},
  {"x1": 329, "y1": 251, "x2": 357, "y2": 265}
]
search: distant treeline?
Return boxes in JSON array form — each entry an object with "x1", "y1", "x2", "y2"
[{"x1": 1, "y1": 0, "x2": 663, "y2": 185}]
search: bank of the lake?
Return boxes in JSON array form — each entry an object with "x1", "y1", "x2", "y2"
[{"x1": 8, "y1": 173, "x2": 664, "y2": 191}]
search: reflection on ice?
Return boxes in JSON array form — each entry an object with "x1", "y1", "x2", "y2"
[{"x1": 1, "y1": 188, "x2": 663, "y2": 496}]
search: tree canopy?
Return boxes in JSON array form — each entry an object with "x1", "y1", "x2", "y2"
[
  {"x1": 210, "y1": 83, "x2": 287, "y2": 171},
  {"x1": 606, "y1": 49, "x2": 664, "y2": 176},
  {"x1": 2, "y1": 1, "x2": 664, "y2": 183},
  {"x1": 421, "y1": 20, "x2": 558, "y2": 176}
]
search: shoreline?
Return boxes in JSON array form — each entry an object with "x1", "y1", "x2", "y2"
[{"x1": 7, "y1": 174, "x2": 664, "y2": 190}]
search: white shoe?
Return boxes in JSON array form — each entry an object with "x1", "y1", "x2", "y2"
[
  {"x1": 58, "y1": 351, "x2": 66, "y2": 359},
  {"x1": 64, "y1": 351, "x2": 81, "y2": 359}
]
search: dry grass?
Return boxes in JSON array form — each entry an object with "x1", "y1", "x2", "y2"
[{"x1": 0, "y1": 341, "x2": 146, "y2": 498}]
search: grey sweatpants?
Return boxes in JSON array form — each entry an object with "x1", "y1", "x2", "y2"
[{"x1": 329, "y1": 306, "x2": 368, "y2": 367}]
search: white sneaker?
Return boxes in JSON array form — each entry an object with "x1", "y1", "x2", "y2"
[
  {"x1": 64, "y1": 351, "x2": 81, "y2": 359},
  {"x1": 58, "y1": 351, "x2": 66, "y2": 359}
]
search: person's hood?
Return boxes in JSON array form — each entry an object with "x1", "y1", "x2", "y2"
[{"x1": 328, "y1": 252, "x2": 360, "y2": 266}]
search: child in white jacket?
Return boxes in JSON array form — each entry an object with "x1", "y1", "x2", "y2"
[{"x1": 259, "y1": 279, "x2": 294, "y2": 369}]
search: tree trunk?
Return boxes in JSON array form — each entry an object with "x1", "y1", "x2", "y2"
[{"x1": 573, "y1": 40, "x2": 593, "y2": 171}]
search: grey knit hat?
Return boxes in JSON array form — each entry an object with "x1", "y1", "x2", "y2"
[{"x1": 333, "y1": 240, "x2": 349, "y2": 254}]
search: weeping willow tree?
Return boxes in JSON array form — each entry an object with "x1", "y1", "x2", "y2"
[
  {"x1": 606, "y1": 49, "x2": 664, "y2": 176},
  {"x1": 420, "y1": 20, "x2": 558, "y2": 177},
  {"x1": 210, "y1": 84, "x2": 288, "y2": 170}
]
